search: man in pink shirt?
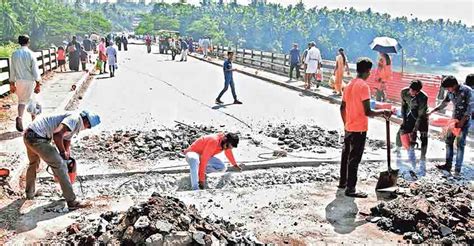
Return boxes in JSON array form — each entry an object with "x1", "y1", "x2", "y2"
[{"x1": 184, "y1": 132, "x2": 242, "y2": 190}]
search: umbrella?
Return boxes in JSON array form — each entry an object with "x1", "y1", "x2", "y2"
[{"x1": 370, "y1": 37, "x2": 402, "y2": 54}]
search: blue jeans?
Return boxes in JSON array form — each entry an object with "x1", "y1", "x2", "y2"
[
  {"x1": 445, "y1": 122, "x2": 470, "y2": 172},
  {"x1": 217, "y1": 78, "x2": 237, "y2": 100},
  {"x1": 186, "y1": 152, "x2": 226, "y2": 190}
]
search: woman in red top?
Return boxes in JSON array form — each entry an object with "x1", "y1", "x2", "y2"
[
  {"x1": 57, "y1": 46, "x2": 66, "y2": 72},
  {"x1": 184, "y1": 132, "x2": 242, "y2": 190},
  {"x1": 375, "y1": 52, "x2": 392, "y2": 101}
]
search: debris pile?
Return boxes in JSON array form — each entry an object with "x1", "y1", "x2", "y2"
[
  {"x1": 73, "y1": 124, "x2": 219, "y2": 164},
  {"x1": 262, "y1": 124, "x2": 340, "y2": 151},
  {"x1": 370, "y1": 182, "x2": 473, "y2": 244},
  {"x1": 262, "y1": 124, "x2": 387, "y2": 151},
  {"x1": 48, "y1": 192, "x2": 263, "y2": 245}
]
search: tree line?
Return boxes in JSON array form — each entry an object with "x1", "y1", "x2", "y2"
[
  {"x1": 136, "y1": 2, "x2": 473, "y2": 66},
  {"x1": 0, "y1": 0, "x2": 111, "y2": 52}
]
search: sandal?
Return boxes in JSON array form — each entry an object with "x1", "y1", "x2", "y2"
[{"x1": 345, "y1": 191, "x2": 368, "y2": 198}]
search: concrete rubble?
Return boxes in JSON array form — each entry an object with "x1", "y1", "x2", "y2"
[
  {"x1": 262, "y1": 124, "x2": 387, "y2": 152},
  {"x1": 46, "y1": 192, "x2": 264, "y2": 245},
  {"x1": 73, "y1": 124, "x2": 219, "y2": 164},
  {"x1": 370, "y1": 180, "x2": 473, "y2": 244}
]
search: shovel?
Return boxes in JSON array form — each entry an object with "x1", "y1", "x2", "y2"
[{"x1": 376, "y1": 119, "x2": 399, "y2": 191}]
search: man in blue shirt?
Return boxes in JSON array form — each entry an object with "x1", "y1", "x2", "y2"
[
  {"x1": 429, "y1": 76, "x2": 472, "y2": 177},
  {"x1": 289, "y1": 43, "x2": 301, "y2": 81},
  {"x1": 179, "y1": 38, "x2": 188, "y2": 62},
  {"x1": 216, "y1": 51, "x2": 242, "y2": 105}
]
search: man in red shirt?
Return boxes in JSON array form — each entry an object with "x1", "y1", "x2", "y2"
[
  {"x1": 339, "y1": 58, "x2": 392, "y2": 198},
  {"x1": 184, "y1": 132, "x2": 242, "y2": 190}
]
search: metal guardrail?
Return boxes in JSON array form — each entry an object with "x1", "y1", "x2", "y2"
[{"x1": 0, "y1": 48, "x2": 59, "y2": 96}]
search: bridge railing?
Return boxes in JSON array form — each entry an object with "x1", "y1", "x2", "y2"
[
  {"x1": 0, "y1": 48, "x2": 59, "y2": 96},
  {"x1": 195, "y1": 43, "x2": 443, "y2": 107}
]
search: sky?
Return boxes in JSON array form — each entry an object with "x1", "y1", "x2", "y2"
[{"x1": 112, "y1": 0, "x2": 473, "y2": 26}]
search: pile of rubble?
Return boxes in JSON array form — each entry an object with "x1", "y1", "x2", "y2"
[
  {"x1": 370, "y1": 181, "x2": 473, "y2": 244},
  {"x1": 48, "y1": 192, "x2": 263, "y2": 245},
  {"x1": 262, "y1": 124, "x2": 387, "y2": 151},
  {"x1": 73, "y1": 124, "x2": 219, "y2": 164}
]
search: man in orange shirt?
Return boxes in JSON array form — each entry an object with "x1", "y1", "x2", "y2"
[
  {"x1": 339, "y1": 58, "x2": 392, "y2": 198},
  {"x1": 184, "y1": 132, "x2": 242, "y2": 190}
]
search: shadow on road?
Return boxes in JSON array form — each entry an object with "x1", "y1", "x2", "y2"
[
  {"x1": 12, "y1": 199, "x2": 68, "y2": 234},
  {"x1": 0, "y1": 131, "x2": 22, "y2": 141},
  {"x1": 325, "y1": 189, "x2": 367, "y2": 234},
  {"x1": 211, "y1": 103, "x2": 234, "y2": 110}
]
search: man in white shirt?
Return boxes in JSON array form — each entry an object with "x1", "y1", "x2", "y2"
[
  {"x1": 23, "y1": 110, "x2": 101, "y2": 210},
  {"x1": 304, "y1": 41, "x2": 322, "y2": 90},
  {"x1": 9, "y1": 35, "x2": 41, "y2": 132}
]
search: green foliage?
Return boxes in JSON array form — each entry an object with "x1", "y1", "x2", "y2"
[
  {"x1": 187, "y1": 16, "x2": 226, "y2": 44},
  {"x1": 137, "y1": 2, "x2": 473, "y2": 66},
  {"x1": 0, "y1": 0, "x2": 111, "y2": 50},
  {"x1": 135, "y1": 15, "x2": 180, "y2": 35},
  {"x1": 0, "y1": 43, "x2": 19, "y2": 58}
]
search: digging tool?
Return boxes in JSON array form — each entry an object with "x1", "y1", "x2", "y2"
[{"x1": 376, "y1": 119, "x2": 399, "y2": 191}]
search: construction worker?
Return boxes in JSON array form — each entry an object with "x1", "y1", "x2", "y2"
[
  {"x1": 428, "y1": 76, "x2": 472, "y2": 176},
  {"x1": 184, "y1": 132, "x2": 242, "y2": 190},
  {"x1": 23, "y1": 110, "x2": 100, "y2": 209},
  {"x1": 395, "y1": 80, "x2": 429, "y2": 176},
  {"x1": 339, "y1": 58, "x2": 392, "y2": 198}
]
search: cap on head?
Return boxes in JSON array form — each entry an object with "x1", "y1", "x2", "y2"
[
  {"x1": 80, "y1": 110, "x2": 101, "y2": 128},
  {"x1": 310, "y1": 41, "x2": 316, "y2": 47}
]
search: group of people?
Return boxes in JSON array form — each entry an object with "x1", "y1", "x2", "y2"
[
  {"x1": 288, "y1": 42, "x2": 323, "y2": 90},
  {"x1": 56, "y1": 35, "x2": 94, "y2": 73},
  {"x1": 289, "y1": 42, "x2": 392, "y2": 99},
  {"x1": 9, "y1": 35, "x2": 102, "y2": 209},
  {"x1": 339, "y1": 57, "x2": 473, "y2": 198}
]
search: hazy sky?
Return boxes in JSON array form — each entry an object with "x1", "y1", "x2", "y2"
[{"x1": 106, "y1": 0, "x2": 474, "y2": 26}]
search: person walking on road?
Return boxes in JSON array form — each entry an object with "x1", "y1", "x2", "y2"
[
  {"x1": 9, "y1": 35, "x2": 42, "y2": 132},
  {"x1": 82, "y1": 35, "x2": 93, "y2": 63},
  {"x1": 23, "y1": 110, "x2": 100, "y2": 209},
  {"x1": 216, "y1": 51, "x2": 242, "y2": 105},
  {"x1": 304, "y1": 42, "x2": 322, "y2": 90},
  {"x1": 428, "y1": 76, "x2": 472, "y2": 177},
  {"x1": 184, "y1": 132, "x2": 242, "y2": 190},
  {"x1": 98, "y1": 38, "x2": 107, "y2": 74},
  {"x1": 179, "y1": 38, "x2": 188, "y2": 62},
  {"x1": 66, "y1": 36, "x2": 81, "y2": 71},
  {"x1": 333, "y1": 48, "x2": 350, "y2": 96},
  {"x1": 339, "y1": 58, "x2": 392, "y2": 198},
  {"x1": 201, "y1": 37, "x2": 211, "y2": 58},
  {"x1": 80, "y1": 46, "x2": 88, "y2": 71},
  {"x1": 115, "y1": 35, "x2": 122, "y2": 51},
  {"x1": 289, "y1": 43, "x2": 301, "y2": 81},
  {"x1": 121, "y1": 34, "x2": 128, "y2": 51},
  {"x1": 145, "y1": 34, "x2": 152, "y2": 54},
  {"x1": 395, "y1": 80, "x2": 429, "y2": 176},
  {"x1": 106, "y1": 41, "x2": 118, "y2": 78},
  {"x1": 57, "y1": 46, "x2": 66, "y2": 72}
]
